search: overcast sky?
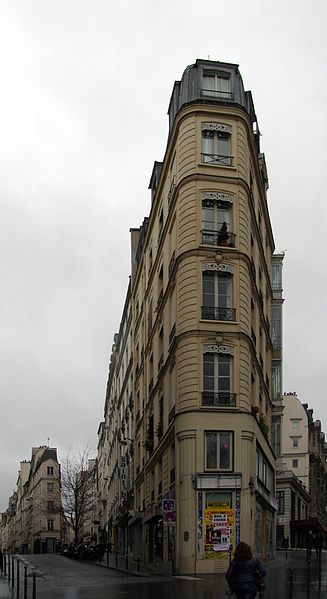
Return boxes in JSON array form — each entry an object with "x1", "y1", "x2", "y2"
[{"x1": 1, "y1": 0, "x2": 326, "y2": 511}]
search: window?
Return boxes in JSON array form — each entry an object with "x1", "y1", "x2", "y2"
[
  {"x1": 291, "y1": 419, "x2": 301, "y2": 429},
  {"x1": 271, "y1": 305, "x2": 282, "y2": 349},
  {"x1": 202, "y1": 351, "x2": 236, "y2": 406},
  {"x1": 271, "y1": 263, "x2": 282, "y2": 289},
  {"x1": 47, "y1": 501, "x2": 54, "y2": 512},
  {"x1": 47, "y1": 520, "x2": 54, "y2": 531},
  {"x1": 276, "y1": 491, "x2": 285, "y2": 515},
  {"x1": 202, "y1": 72, "x2": 232, "y2": 99},
  {"x1": 202, "y1": 124, "x2": 232, "y2": 166},
  {"x1": 47, "y1": 466, "x2": 54, "y2": 476},
  {"x1": 205, "y1": 431, "x2": 233, "y2": 470},
  {"x1": 202, "y1": 195, "x2": 235, "y2": 247},
  {"x1": 292, "y1": 459, "x2": 298, "y2": 468},
  {"x1": 292, "y1": 438, "x2": 300, "y2": 448},
  {"x1": 202, "y1": 269, "x2": 235, "y2": 321},
  {"x1": 47, "y1": 482, "x2": 54, "y2": 491}
]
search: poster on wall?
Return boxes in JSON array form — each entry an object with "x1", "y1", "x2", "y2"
[{"x1": 204, "y1": 507, "x2": 234, "y2": 559}]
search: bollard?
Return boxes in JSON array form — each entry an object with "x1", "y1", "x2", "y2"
[
  {"x1": 137, "y1": 556, "x2": 140, "y2": 572},
  {"x1": 24, "y1": 565, "x2": 28, "y2": 599},
  {"x1": 16, "y1": 560, "x2": 20, "y2": 599},
  {"x1": 32, "y1": 570, "x2": 36, "y2": 599},
  {"x1": 4, "y1": 555, "x2": 6, "y2": 577},
  {"x1": 106, "y1": 550, "x2": 109, "y2": 566},
  {"x1": 115, "y1": 552, "x2": 118, "y2": 568},
  {"x1": 288, "y1": 568, "x2": 294, "y2": 599},
  {"x1": 125, "y1": 554, "x2": 128, "y2": 570},
  {"x1": 11, "y1": 557, "x2": 14, "y2": 588},
  {"x1": 306, "y1": 558, "x2": 311, "y2": 599},
  {"x1": 318, "y1": 552, "x2": 322, "y2": 589}
]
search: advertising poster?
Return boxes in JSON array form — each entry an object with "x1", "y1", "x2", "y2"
[{"x1": 204, "y1": 507, "x2": 234, "y2": 559}]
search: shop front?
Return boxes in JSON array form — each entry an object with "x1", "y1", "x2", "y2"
[{"x1": 195, "y1": 473, "x2": 242, "y2": 573}]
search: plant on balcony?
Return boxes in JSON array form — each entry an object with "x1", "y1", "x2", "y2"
[{"x1": 259, "y1": 412, "x2": 269, "y2": 439}]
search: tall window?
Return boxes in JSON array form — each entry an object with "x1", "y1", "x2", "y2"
[
  {"x1": 276, "y1": 490, "x2": 285, "y2": 515},
  {"x1": 202, "y1": 198, "x2": 236, "y2": 248},
  {"x1": 202, "y1": 73, "x2": 232, "y2": 99},
  {"x1": 202, "y1": 270, "x2": 235, "y2": 321},
  {"x1": 47, "y1": 520, "x2": 54, "y2": 531},
  {"x1": 47, "y1": 466, "x2": 54, "y2": 476},
  {"x1": 202, "y1": 351, "x2": 236, "y2": 406},
  {"x1": 205, "y1": 431, "x2": 233, "y2": 470},
  {"x1": 202, "y1": 124, "x2": 232, "y2": 166}
]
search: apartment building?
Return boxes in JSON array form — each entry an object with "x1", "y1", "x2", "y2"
[
  {"x1": 97, "y1": 282, "x2": 134, "y2": 554},
  {"x1": 125, "y1": 59, "x2": 278, "y2": 574},
  {"x1": 0, "y1": 446, "x2": 62, "y2": 554}
]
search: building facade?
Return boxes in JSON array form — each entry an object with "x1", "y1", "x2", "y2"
[
  {"x1": 126, "y1": 59, "x2": 277, "y2": 574},
  {"x1": 97, "y1": 282, "x2": 135, "y2": 554},
  {"x1": 0, "y1": 446, "x2": 62, "y2": 554}
]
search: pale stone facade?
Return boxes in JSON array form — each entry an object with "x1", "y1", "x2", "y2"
[
  {"x1": 0, "y1": 446, "x2": 62, "y2": 554},
  {"x1": 127, "y1": 60, "x2": 277, "y2": 574},
  {"x1": 97, "y1": 283, "x2": 134, "y2": 553}
]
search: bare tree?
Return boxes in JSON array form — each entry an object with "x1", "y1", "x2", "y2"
[{"x1": 60, "y1": 446, "x2": 97, "y2": 544}]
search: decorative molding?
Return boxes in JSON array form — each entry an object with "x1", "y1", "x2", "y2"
[
  {"x1": 203, "y1": 344, "x2": 234, "y2": 356},
  {"x1": 202, "y1": 122, "x2": 232, "y2": 134},
  {"x1": 202, "y1": 191, "x2": 233, "y2": 204},
  {"x1": 202, "y1": 262, "x2": 234, "y2": 274}
]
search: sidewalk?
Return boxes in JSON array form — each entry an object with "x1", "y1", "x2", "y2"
[{"x1": 0, "y1": 575, "x2": 12, "y2": 599}]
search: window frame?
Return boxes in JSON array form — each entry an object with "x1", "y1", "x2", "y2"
[
  {"x1": 201, "y1": 123, "x2": 233, "y2": 166},
  {"x1": 204, "y1": 430, "x2": 233, "y2": 471},
  {"x1": 202, "y1": 72, "x2": 232, "y2": 100},
  {"x1": 202, "y1": 268, "x2": 235, "y2": 321},
  {"x1": 202, "y1": 348, "x2": 236, "y2": 407}
]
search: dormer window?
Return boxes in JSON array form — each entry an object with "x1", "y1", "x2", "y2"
[{"x1": 202, "y1": 72, "x2": 232, "y2": 100}]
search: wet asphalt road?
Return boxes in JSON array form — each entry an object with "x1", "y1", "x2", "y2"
[{"x1": 1, "y1": 550, "x2": 327, "y2": 598}]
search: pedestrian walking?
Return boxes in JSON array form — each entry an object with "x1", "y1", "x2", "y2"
[
  {"x1": 225, "y1": 541, "x2": 266, "y2": 599},
  {"x1": 305, "y1": 530, "x2": 315, "y2": 561}
]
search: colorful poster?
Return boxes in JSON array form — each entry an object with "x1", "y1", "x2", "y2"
[{"x1": 204, "y1": 507, "x2": 234, "y2": 559}]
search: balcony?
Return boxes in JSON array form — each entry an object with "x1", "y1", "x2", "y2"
[
  {"x1": 201, "y1": 306, "x2": 236, "y2": 321},
  {"x1": 201, "y1": 153, "x2": 233, "y2": 166},
  {"x1": 201, "y1": 88, "x2": 234, "y2": 101},
  {"x1": 202, "y1": 229, "x2": 236, "y2": 248},
  {"x1": 202, "y1": 391, "x2": 236, "y2": 407}
]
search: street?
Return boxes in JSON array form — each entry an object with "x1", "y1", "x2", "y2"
[{"x1": 1, "y1": 550, "x2": 327, "y2": 598}]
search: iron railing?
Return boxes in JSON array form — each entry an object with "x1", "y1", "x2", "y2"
[
  {"x1": 201, "y1": 306, "x2": 236, "y2": 321},
  {"x1": 202, "y1": 229, "x2": 236, "y2": 247},
  {"x1": 202, "y1": 391, "x2": 236, "y2": 407}
]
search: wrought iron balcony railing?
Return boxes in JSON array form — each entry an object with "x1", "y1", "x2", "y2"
[
  {"x1": 201, "y1": 306, "x2": 236, "y2": 321},
  {"x1": 201, "y1": 153, "x2": 233, "y2": 166},
  {"x1": 202, "y1": 229, "x2": 236, "y2": 247},
  {"x1": 202, "y1": 391, "x2": 236, "y2": 407},
  {"x1": 201, "y1": 88, "x2": 234, "y2": 101}
]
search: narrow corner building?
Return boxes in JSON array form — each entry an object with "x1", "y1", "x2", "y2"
[{"x1": 103, "y1": 58, "x2": 279, "y2": 575}]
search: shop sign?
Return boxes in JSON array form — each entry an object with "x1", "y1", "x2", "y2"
[{"x1": 120, "y1": 456, "x2": 128, "y2": 502}]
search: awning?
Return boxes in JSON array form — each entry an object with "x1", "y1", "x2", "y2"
[{"x1": 290, "y1": 518, "x2": 327, "y2": 533}]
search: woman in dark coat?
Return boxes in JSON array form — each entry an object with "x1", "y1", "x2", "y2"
[{"x1": 226, "y1": 541, "x2": 266, "y2": 599}]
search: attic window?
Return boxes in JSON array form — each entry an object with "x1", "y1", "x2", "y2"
[{"x1": 202, "y1": 72, "x2": 232, "y2": 100}]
